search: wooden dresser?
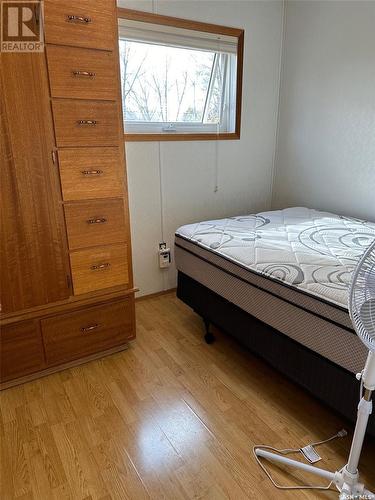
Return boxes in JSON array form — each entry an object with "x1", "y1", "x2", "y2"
[{"x1": 0, "y1": 0, "x2": 136, "y2": 388}]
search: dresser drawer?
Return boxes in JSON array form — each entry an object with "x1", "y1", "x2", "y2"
[
  {"x1": 70, "y1": 244, "x2": 129, "y2": 295},
  {"x1": 53, "y1": 100, "x2": 119, "y2": 147},
  {"x1": 0, "y1": 321, "x2": 45, "y2": 382},
  {"x1": 41, "y1": 299, "x2": 134, "y2": 366},
  {"x1": 58, "y1": 148, "x2": 124, "y2": 201},
  {"x1": 65, "y1": 199, "x2": 127, "y2": 250},
  {"x1": 47, "y1": 45, "x2": 117, "y2": 101},
  {"x1": 44, "y1": 0, "x2": 115, "y2": 51}
]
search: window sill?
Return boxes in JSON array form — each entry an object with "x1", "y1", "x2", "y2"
[{"x1": 123, "y1": 132, "x2": 240, "y2": 142}]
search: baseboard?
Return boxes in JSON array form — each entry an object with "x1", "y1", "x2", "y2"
[{"x1": 135, "y1": 288, "x2": 176, "y2": 302}]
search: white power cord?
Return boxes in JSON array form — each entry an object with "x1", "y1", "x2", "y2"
[{"x1": 253, "y1": 429, "x2": 348, "y2": 491}]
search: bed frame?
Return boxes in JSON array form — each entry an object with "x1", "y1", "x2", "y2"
[{"x1": 177, "y1": 271, "x2": 375, "y2": 437}]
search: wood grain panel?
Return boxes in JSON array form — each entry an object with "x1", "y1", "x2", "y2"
[
  {"x1": 110, "y1": 4, "x2": 135, "y2": 294},
  {"x1": 44, "y1": 0, "x2": 116, "y2": 51},
  {"x1": 70, "y1": 244, "x2": 129, "y2": 295},
  {"x1": 117, "y1": 7, "x2": 244, "y2": 36},
  {"x1": 0, "y1": 0, "x2": 137, "y2": 389},
  {"x1": 52, "y1": 100, "x2": 119, "y2": 147},
  {"x1": 0, "y1": 52, "x2": 70, "y2": 313},
  {"x1": 0, "y1": 288, "x2": 137, "y2": 326},
  {"x1": 42, "y1": 299, "x2": 134, "y2": 365},
  {"x1": 58, "y1": 147, "x2": 124, "y2": 201},
  {"x1": 0, "y1": 321, "x2": 45, "y2": 382},
  {"x1": 47, "y1": 45, "x2": 117, "y2": 100},
  {"x1": 64, "y1": 199, "x2": 127, "y2": 250}
]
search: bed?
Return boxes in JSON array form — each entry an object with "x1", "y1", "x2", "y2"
[{"x1": 175, "y1": 207, "x2": 375, "y2": 435}]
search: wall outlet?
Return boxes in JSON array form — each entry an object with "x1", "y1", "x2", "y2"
[{"x1": 158, "y1": 242, "x2": 171, "y2": 268}]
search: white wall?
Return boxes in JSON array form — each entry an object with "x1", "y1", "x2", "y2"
[
  {"x1": 119, "y1": 0, "x2": 284, "y2": 296},
  {"x1": 272, "y1": 0, "x2": 375, "y2": 220}
]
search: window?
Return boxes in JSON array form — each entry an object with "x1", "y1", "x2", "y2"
[{"x1": 118, "y1": 10, "x2": 244, "y2": 141}]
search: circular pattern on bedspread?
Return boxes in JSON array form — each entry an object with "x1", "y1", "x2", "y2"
[
  {"x1": 311, "y1": 266, "x2": 353, "y2": 290},
  {"x1": 260, "y1": 264, "x2": 305, "y2": 285},
  {"x1": 193, "y1": 218, "x2": 269, "y2": 250},
  {"x1": 298, "y1": 226, "x2": 375, "y2": 257},
  {"x1": 231, "y1": 215, "x2": 271, "y2": 227}
]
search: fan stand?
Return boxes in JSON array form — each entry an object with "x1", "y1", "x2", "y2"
[{"x1": 255, "y1": 351, "x2": 375, "y2": 499}]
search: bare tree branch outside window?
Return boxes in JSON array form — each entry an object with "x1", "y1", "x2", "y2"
[{"x1": 119, "y1": 40, "x2": 219, "y2": 123}]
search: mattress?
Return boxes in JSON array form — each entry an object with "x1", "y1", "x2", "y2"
[{"x1": 175, "y1": 207, "x2": 375, "y2": 373}]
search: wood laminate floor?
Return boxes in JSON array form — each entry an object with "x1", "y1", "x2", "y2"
[{"x1": 1, "y1": 292, "x2": 374, "y2": 499}]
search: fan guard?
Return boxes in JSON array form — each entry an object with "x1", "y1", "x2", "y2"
[{"x1": 349, "y1": 240, "x2": 375, "y2": 352}]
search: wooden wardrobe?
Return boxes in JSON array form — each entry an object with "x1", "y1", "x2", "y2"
[{"x1": 0, "y1": 0, "x2": 136, "y2": 388}]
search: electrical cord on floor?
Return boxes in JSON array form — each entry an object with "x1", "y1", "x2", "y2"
[{"x1": 253, "y1": 429, "x2": 348, "y2": 491}]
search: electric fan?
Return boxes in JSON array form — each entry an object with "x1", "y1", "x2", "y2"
[{"x1": 255, "y1": 240, "x2": 375, "y2": 499}]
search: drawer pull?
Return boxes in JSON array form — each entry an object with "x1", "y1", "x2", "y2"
[
  {"x1": 87, "y1": 217, "x2": 107, "y2": 225},
  {"x1": 91, "y1": 262, "x2": 111, "y2": 271},
  {"x1": 67, "y1": 15, "x2": 92, "y2": 24},
  {"x1": 72, "y1": 70, "x2": 96, "y2": 78},
  {"x1": 80, "y1": 323, "x2": 101, "y2": 333},
  {"x1": 81, "y1": 169, "x2": 103, "y2": 176},
  {"x1": 77, "y1": 119, "x2": 97, "y2": 126}
]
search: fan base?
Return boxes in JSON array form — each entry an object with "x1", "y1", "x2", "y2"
[{"x1": 255, "y1": 449, "x2": 374, "y2": 498}]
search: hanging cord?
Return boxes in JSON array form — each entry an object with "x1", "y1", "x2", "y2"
[
  {"x1": 253, "y1": 429, "x2": 347, "y2": 491},
  {"x1": 213, "y1": 43, "x2": 223, "y2": 193},
  {"x1": 158, "y1": 141, "x2": 169, "y2": 290},
  {"x1": 214, "y1": 134, "x2": 219, "y2": 193},
  {"x1": 153, "y1": 0, "x2": 162, "y2": 239},
  {"x1": 158, "y1": 141, "x2": 165, "y2": 243}
]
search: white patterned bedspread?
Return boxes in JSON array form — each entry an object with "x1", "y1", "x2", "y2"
[{"x1": 175, "y1": 207, "x2": 375, "y2": 309}]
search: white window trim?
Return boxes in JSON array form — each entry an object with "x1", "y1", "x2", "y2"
[{"x1": 124, "y1": 121, "x2": 224, "y2": 134}]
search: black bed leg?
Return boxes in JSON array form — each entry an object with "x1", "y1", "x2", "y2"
[{"x1": 203, "y1": 318, "x2": 215, "y2": 344}]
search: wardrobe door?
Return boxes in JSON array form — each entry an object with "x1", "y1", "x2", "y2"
[{"x1": 0, "y1": 52, "x2": 70, "y2": 313}]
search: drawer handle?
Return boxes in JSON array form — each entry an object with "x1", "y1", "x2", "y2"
[
  {"x1": 87, "y1": 217, "x2": 107, "y2": 225},
  {"x1": 67, "y1": 15, "x2": 92, "y2": 24},
  {"x1": 77, "y1": 120, "x2": 97, "y2": 126},
  {"x1": 81, "y1": 323, "x2": 101, "y2": 333},
  {"x1": 72, "y1": 70, "x2": 96, "y2": 78},
  {"x1": 91, "y1": 262, "x2": 111, "y2": 271},
  {"x1": 81, "y1": 169, "x2": 103, "y2": 176}
]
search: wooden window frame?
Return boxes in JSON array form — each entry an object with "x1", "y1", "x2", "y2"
[{"x1": 117, "y1": 8, "x2": 244, "y2": 142}]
